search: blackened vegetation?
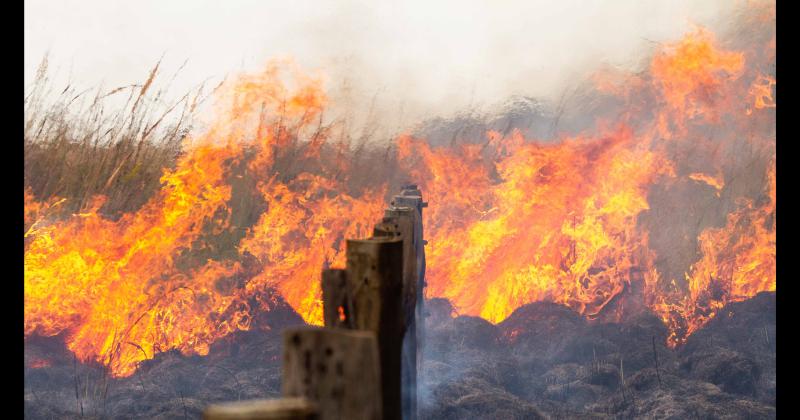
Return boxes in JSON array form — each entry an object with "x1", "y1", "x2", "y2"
[
  {"x1": 24, "y1": 291, "x2": 774, "y2": 419},
  {"x1": 418, "y1": 292, "x2": 775, "y2": 419},
  {"x1": 24, "y1": 292, "x2": 305, "y2": 419}
]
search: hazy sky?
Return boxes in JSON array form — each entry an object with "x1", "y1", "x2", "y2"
[{"x1": 25, "y1": 0, "x2": 741, "y2": 132}]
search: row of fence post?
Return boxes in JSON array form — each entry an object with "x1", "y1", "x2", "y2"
[{"x1": 204, "y1": 185, "x2": 426, "y2": 420}]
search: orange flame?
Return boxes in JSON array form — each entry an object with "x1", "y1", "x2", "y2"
[
  {"x1": 25, "y1": 11, "x2": 775, "y2": 376},
  {"x1": 689, "y1": 172, "x2": 725, "y2": 195},
  {"x1": 27, "y1": 358, "x2": 51, "y2": 369},
  {"x1": 400, "y1": 129, "x2": 674, "y2": 323},
  {"x1": 650, "y1": 28, "x2": 745, "y2": 136},
  {"x1": 748, "y1": 74, "x2": 776, "y2": 114},
  {"x1": 24, "y1": 62, "x2": 384, "y2": 376},
  {"x1": 649, "y1": 163, "x2": 775, "y2": 345}
]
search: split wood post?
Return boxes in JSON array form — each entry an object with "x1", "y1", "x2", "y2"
[
  {"x1": 390, "y1": 185, "x2": 427, "y2": 420},
  {"x1": 346, "y1": 237, "x2": 404, "y2": 420},
  {"x1": 203, "y1": 397, "x2": 318, "y2": 420},
  {"x1": 374, "y1": 209, "x2": 417, "y2": 420},
  {"x1": 282, "y1": 326, "x2": 382, "y2": 420},
  {"x1": 321, "y1": 269, "x2": 354, "y2": 329},
  {"x1": 391, "y1": 185, "x2": 427, "y2": 344}
]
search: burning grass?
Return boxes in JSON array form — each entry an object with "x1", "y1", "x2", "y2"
[
  {"x1": 23, "y1": 57, "x2": 199, "y2": 222},
  {"x1": 25, "y1": 1, "x2": 774, "y2": 390}
]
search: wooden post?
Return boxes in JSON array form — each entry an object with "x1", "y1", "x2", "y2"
[
  {"x1": 321, "y1": 269, "x2": 353, "y2": 329},
  {"x1": 346, "y1": 238, "x2": 404, "y2": 420},
  {"x1": 389, "y1": 185, "x2": 427, "y2": 420},
  {"x1": 373, "y1": 211, "x2": 417, "y2": 326},
  {"x1": 374, "y1": 210, "x2": 417, "y2": 420},
  {"x1": 391, "y1": 185, "x2": 427, "y2": 349},
  {"x1": 211, "y1": 187, "x2": 427, "y2": 420},
  {"x1": 282, "y1": 327, "x2": 382, "y2": 420},
  {"x1": 203, "y1": 397, "x2": 318, "y2": 420}
]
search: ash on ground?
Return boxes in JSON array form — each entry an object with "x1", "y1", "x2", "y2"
[{"x1": 25, "y1": 292, "x2": 775, "y2": 419}]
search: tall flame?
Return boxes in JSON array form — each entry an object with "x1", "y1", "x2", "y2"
[
  {"x1": 648, "y1": 163, "x2": 775, "y2": 345},
  {"x1": 24, "y1": 62, "x2": 385, "y2": 376},
  {"x1": 25, "y1": 4, "x2": 775, "y2": 376},
  {"x1": 399, "y1": 129, "x2": 673, "y2": 323}
]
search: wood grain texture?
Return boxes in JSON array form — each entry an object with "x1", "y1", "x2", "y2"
[
  {"x1": 282, "y1": 327, "x2": 381, "y2": 420},
  {"x1": 346, "y1": 238, "x2": 404, "y2": 420}
]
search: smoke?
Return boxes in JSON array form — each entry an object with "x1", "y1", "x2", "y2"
[{"x1": 24, "y1": 0, "x2": 746, "y2": 138}]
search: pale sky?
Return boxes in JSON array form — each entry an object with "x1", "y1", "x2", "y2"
[{"x1": 24, "y1": 0, "x2": 742, "y2": 133}]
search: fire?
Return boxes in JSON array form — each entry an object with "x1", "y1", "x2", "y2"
[
  {"x1": 27, "y1": 358, "x2": 51, "y2": 369},
  {"x1": 399, "y1": 129, "x2": 673, "y2": 323},
  {"x1": 24, "y1": 188, "x2": 66, "y2": 238},
  {"x1": 650, "y1": 163, "x2": 775, "y2": 345},
  {"x1": 24, "y1": 4, "x2": 775, "y2": 376},
  {"x1": 406, "y1": 14, "x2": 773, "y2": 336},
  {"x1": 238, "y1": 175, "x2": 385, "y2": 325},
  {"x1": 748, "y1": 74, "x2": 776, "y2": 113},
  {"x1": 688, "y1": 172, "x2": 725, "y2": 195},
  {"x1": 24, "y1": 62, "x2": 385, "y2": 376},
  {"x1": 649, "y1": 27, "x2": 745, "y2": 140}
]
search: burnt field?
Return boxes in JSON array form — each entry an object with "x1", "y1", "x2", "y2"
[{"x1": 25, "y1": 291, "x2": 775, "y2": 419}]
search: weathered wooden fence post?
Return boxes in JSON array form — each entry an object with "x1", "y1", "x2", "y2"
[
  {"x1": 346, "y1": 237, "x2": 404, "y2": 420},
  {"x1": 389, "y1": 185, "x2": 427, "y2": 420},
  {"x1": 374, "y1": 209, "x2": 417, "y2": 420},
  {"x1": 282, "y1": 327, "x2": 382, "y2": 420},
  {"x1": 206, "y1": 186, "x2": 427, "y2": 420}
]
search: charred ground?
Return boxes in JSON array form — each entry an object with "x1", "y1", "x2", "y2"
[{"x1": 25, "y1": 291, "x2": 775, "y2": 419}]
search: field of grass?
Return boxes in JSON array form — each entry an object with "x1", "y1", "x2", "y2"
[{"x1": 23, "y1": 57, "x2": 211, "y2": 221}]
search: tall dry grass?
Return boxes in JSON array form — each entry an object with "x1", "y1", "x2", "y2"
[
  {"x1": 23, "y1": 55, "x2": 405, "y2": 222},
  {"x1": 24, "y1": 55, "x2": 214, "y2": 219},
  {"x1": 23, "y1": 54, "x2": 408, "y2": 271}
]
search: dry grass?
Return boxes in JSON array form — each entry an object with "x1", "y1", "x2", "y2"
[
  {"x1": 23, "y1": 55, "x2": 406, "y2": 224},
  {"x1": 24, "y1": 55, "x2": 211, "y2": 218}
]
